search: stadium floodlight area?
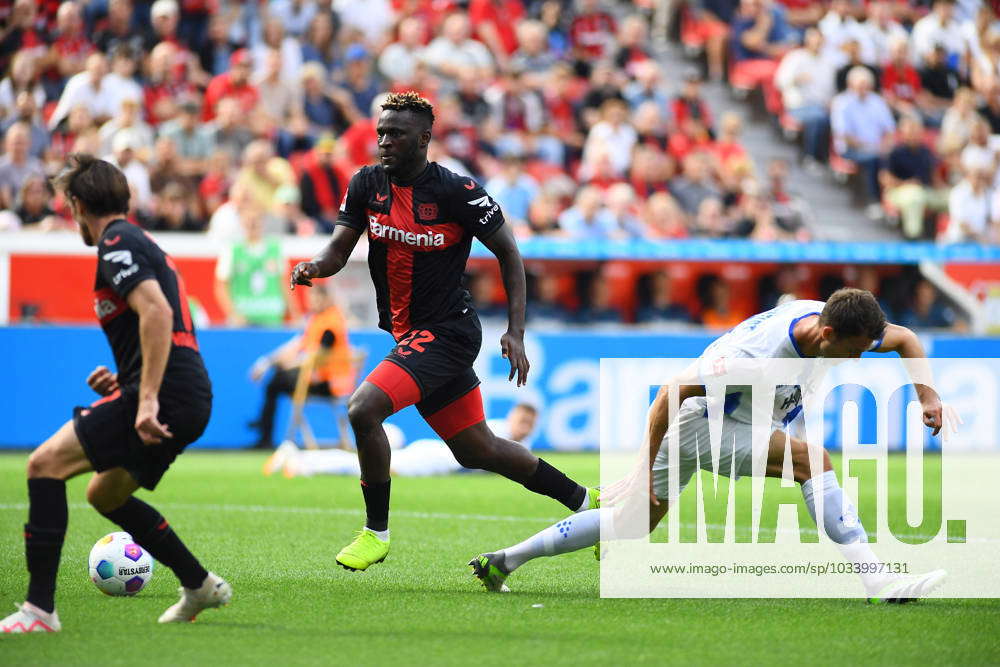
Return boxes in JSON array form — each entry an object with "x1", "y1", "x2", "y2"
[{"x1": 599, "y1": 357, "x2": 1000, "y2": 598}]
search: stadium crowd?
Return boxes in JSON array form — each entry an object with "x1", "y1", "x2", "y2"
[
  {"x1": 0, "y1": 0, "x2": 979, "y2": 328},
  {"x1": 686, "y1": 0, "x2": 1000, "y2": 242},
  {"x1": 0, "y1": 0, "x2": 810, "y2": 242}
]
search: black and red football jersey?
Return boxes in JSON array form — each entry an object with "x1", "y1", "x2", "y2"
[
  {"x1": 93, "y1": 219, "x2": 207, "y2": 388},
  {"x1": 336, "y1": 162, "x2": 506, "y2": 339}
]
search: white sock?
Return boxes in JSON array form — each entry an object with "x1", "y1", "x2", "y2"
[
  {"x1": 501, "y1": 509, "x2": 601, "y2": 572},
  {"x1": 801, "y1": 470, "x2": 885, "y2": 593},
  {"x1": 365, "y1": 527, "x2": 390, "y2": 542}
]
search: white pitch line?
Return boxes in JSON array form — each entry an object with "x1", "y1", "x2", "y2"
[
  {"x1": 0, "y1": 502, "x2": 553, "y2": 524},
  {"x1": 0, "y1": 501, "x2": 995, "y2": 543}
]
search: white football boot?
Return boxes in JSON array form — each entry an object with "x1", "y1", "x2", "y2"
[
  {"x1": 158, "y1": 572, "x2": 232, "y2": 623},
  {"x1": 868, "y1": 569, "x2": 947, "y2": 604},
  {"x1": 1, "y1": 602, "x2": 61, "y2": 633}
]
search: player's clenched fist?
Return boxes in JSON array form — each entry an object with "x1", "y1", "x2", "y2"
[
  {"x1": 290, "y1": 261, "x2": 320, "y2": 290},
  {"x1": 86, "y1": 365, "x2": 119, "y2": 396}
]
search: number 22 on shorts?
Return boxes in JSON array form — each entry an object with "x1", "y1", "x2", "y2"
[{"x1": 395, "y1": 330, "x2": 435, "y2": 356}]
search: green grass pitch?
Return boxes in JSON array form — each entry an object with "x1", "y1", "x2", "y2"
[{"x1": 1, "y1": 452, "x2": 998, "y2": 665}]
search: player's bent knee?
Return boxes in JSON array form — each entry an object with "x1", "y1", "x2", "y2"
[
  {"x1": 348, "y1": 385, "x2": 395, "y2": 430},
  {"x1": 26, "y1": 448, "x2": 54, "y2": 479},
  {"x1": 26, "y1": 446, "x2": 74, "y2": 480},
  {"x1": 347, "y1": 397, "x2": 382, "y2": 431}
]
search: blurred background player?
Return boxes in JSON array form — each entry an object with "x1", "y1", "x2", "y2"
[
  {"x1": 291, "y1": 92, "x2": 597, "y2": 573},
  {"x1": 268, "y1": 403, "x2": 539, "y2": 478},
  {"x1": 1, "y1": 155, "x2": 230, "y2": 634},
  {"x1": 248, "y1": 280, "x2": 357, "y2": 449},
  {"x1": 214, "y1": 204, "x2": 300, "y2": 327}
]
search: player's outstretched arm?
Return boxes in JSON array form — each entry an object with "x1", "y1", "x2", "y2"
[
  {"x1": 603, "y1": 363, "x2": 703, "y2": 507},
  {"x1": 290, "y1": 225, "x2": 363, "y2": 290},
  {"x1": 876, "y1": 323, "x2": 944, "y2": 435},
  {"x1": 480, "y1": 224, "x2": 529, "y2": 386},
  {"x1": 126, "y1": 278, "x2": 175, "y2": 445}
]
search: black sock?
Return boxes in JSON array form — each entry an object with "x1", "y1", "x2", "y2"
[
  {"x1": 101, "y1": 497, "x2": 208, "y2": 589},
  {"x1": 523, "y1": 459, "x2": 587, "y2": 511},
  {"x1": 25, "y1": 478, "x2": 68, "y2": 613},
  {"x1": 360, "y1": 479, "x2": 390, "y2": 532}
]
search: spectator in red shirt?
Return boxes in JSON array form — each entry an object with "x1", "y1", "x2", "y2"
[
  {"x1": 203, "y1": 49, "x2": 259, "y2": 122},
  {"x1": 339, "y1": 110, "x2": 379, "y2": 172},
  {"x1": 469, "y1": 0, "x2": 526, "y2": 68},
  {"x1": 613, "y1": 14, "x2": 651, "y2": 77},
  {"x1": 629, "y1": 144, "x2": 673, "y2": 198},
  {"x1": 569, "y1": 0, "x2": 617, "y2": 64},
  {"x1": 633, "y1": 101, "x2": 669, "y2": 154},
  {"x1": 143, "y1": 41, "x2": 195, "y2": 126},
  {"x1": 199, "y1": 149, "x2": 233, "y2": 218},
  {"x1": 43, "y1": 1, "x2": 94, "y2": 96},
  {"x1": 672, "y1": 70, "x2": 715, "y2": 135},
  {"x1": 711, "y1": 112, "x2": 750, "y2": 174},
  {"x1": 542, "y1": 63, "x2": 586, "y2": 155},
  {"x1": 299, "y1": 134, "x2": 350, "y2": 234},
  {"x1": 150, "y1": 0, "x2": 209, "y2": 87},
  {"x1": 0, "y1": 0, "x2": 48, "y2": 72},
  {"x1": 643, "y1": 192, "x2": 691, "y2": 239},
  {"x1": 881, "y1": 37, "x2": 923, "y2": 118}
]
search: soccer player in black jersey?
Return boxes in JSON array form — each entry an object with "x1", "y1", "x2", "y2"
[
  {"x1": 291, "y1": 92, "x2": 597, "y2": 572},
  {"x1": 1, "y1": 156, "x2": 231, "y2": 634}
]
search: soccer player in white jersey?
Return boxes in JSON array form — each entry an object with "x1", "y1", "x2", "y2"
[{"x1": 470, "y1": 288, "x2": 948, "y2": 603}]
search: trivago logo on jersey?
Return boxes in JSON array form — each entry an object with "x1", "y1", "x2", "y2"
[
  {"x1": 102, "y1": 250, "x2": 140, "y2": 285},
  {"x1": 368, "y1": 217, "x2": 445, "y2": 247},
  {"x1": 469, "y1": 195, "x2": 501, "y2": 226},
  {"x1": 103, "y1": 250, "x2": 132, "y2": 265}
]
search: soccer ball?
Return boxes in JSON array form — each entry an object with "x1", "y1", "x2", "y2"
[{"x1": 88, "y1": 532, "x2": 154, "y2": 596}]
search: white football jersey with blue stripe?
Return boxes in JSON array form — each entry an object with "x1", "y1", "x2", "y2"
[{"x1": 698, "y1": 300, "x2": 881, "y2": 427}]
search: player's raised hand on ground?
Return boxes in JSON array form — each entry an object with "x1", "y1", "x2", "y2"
[
  {"x1": 86, "y1": 365, "x2": 119, "y2": 396},
  {"x1": 920, "y1": 392, "x2": 944, "y2": 436},
  {"x1": 290, "y1": 261, "x2": 320, "y2": 290},
  {"x1": 500, "y1": 330, "x2": 530, "y2": 386},
  {"x1": 135, "y1": 396, "x2": 173, "y2": 445}
]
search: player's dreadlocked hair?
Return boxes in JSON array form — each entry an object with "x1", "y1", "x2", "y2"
[
  {"x1": 820, "y1": 288, "x2": 887, "y2": 341},
  {"x1": 381, "y1": 91, "x2": 435, "y2": 127}
]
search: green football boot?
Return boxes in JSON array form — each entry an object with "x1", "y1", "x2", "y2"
[
  {"x1": 469, "y1": 553, "x2": 511, "y2": 592},
  {"x1": 336, "y1": 529, "x2": 389, "y2": 572}
]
